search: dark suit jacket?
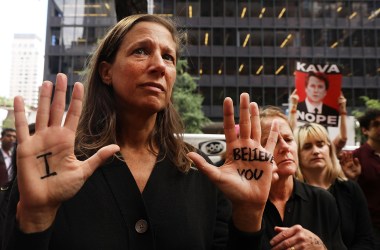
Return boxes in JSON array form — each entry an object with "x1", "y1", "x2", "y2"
[
  {"x1": 0, "y1": 152, "x2": 8, "y2": 188},
  {"x1": 297, "y1": 101, "x2": 339, "y2": 117},
  {"x1": 297, "y1": 101, "x2": 339, "y2": 126},
  {"x1": 0, "y1": 150, "x2": 12, "y2": 249},
  {"x1": 2, "y1": 153, "x2": 260, "y2": 250}
]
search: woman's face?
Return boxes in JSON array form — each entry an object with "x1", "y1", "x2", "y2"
[
  {"x1": 299, "y1": 136, "x2": 331, "y2": 171},
  {"x1": 100, "y1": 21, "x2": 177, "y2": 115},
  {"x1": 261, "y1": 117, "x2": 298, "y2": 177}
]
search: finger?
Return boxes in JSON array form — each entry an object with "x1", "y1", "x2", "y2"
[
  {"x1": 238, "y1": 93, "x2": 251, "y2": 140},
  {"x1": 83, "y1": 144, "x2": 120, "y2": 179},
  {"x1": 270, "y1": 226, "x2": 295, "y2": 247},
  {"x1": 250, "y1": 102, "x2": 261, "y2": 141},
  {"x1": 264, "y1": 119, "x2": 279, "y2": 154},
  {"x1": 353, "y1": 157, "x2": 360, "y2": 167},
  {"x1": 187, "y1": 152, "x2": 222, "y2": 183},
  {"x1": 49, "y1": 73, "x2": 68, "y2": 126},
  {"x1": 223, "y1": 97, "x2": 237, "y2": 143},
  {"x1": 291, "y1": 89, "x2": 297, "y2": 95},
  {"x1": 349, "y1": 153, "x2": 353, "y2": 161},
  {"x1": 35, "y1": 81, "x2": 53, "y2": 131},
  {"x1": 274, "y1": 226, "x2": 289, "y2": 233},
  {"x1": 64, "y1": 82, "x2": 84, "y2": 132},
  {"x1": 14, "y1": 96, "x2": 29, "y2": 143}
]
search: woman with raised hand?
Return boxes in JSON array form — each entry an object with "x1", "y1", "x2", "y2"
[
  {"x1": 2, "y1": 14, "x2": 279, "y2": 250},
  {"x1": 294, "y1": 122, "x2": 374, "y2": 249}
]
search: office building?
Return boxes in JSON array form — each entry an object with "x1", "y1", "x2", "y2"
[
  {"x1": 44, "y1": 0, "x2": 380, "y2": 121},
  {"x1": 44, "y1": 0, "x2": 117, "y2": 104},
  {"x1": 10, "y1": 34, "x2": 44, "y2": 108}
]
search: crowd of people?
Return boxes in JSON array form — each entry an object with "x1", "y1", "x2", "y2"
[{"x1": 0, "y1": 13, "x2": 379, "y2": 250}]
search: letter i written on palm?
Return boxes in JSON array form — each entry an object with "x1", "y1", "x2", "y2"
[{"x1": 13, "y1": 73, "x2": 119, "y2": 233}]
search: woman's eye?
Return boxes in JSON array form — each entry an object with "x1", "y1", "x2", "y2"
[
  {"x1": 285, "y1": 137, "x2": 293, "y2": 143},
  {"x1": 302, "y1": 143, "x2": 312, "y2": 150},
  {"x1": 163, "y1": 54, "x2": 175, "y2": 62},
  {"x1": 317, "y1": 141, "x2": 326, "y2": 148},
  {"x1": 134, "y1": 48, "x2": 147, "y2": 55}
]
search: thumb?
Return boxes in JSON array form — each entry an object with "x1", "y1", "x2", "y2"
[
  {"x1": 83, "y1": 144, "x2": 120, "y2": 179},
  {"x1": 187, "y1": 152, "x2": 221, "y2": 183}
]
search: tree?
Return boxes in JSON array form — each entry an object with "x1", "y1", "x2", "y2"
[
  {"x1": 172, "y1": 60, "x2": 210, "y2": 133},
  {"x1": 352, "y1": 96, "x2": 380, "y2": 144},
  {"x1": 352, "y1": 96, "x2": 380, "y2": 118},
  {"x1": 0, "y1": 97, "x2": 13, "y2": 108}
]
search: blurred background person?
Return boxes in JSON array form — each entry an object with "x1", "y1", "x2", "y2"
[
  {"x1": 346, "y1": 109, "x2": 380, "y2": 250},
  {"x1": 0, "y1": 128, "x2": 16, "y2": 193}
]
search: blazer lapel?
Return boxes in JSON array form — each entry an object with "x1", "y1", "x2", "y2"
[{"x1": 100, "y1": 157, "x2": 156, "y2": 249}]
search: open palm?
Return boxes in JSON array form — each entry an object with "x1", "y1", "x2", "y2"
[
  {"x1": 14, "y1": 73, "x2": 119, "y2": 232},
  {"x1": 188, "y1": 93, "x2": 278, "y2": 222}
]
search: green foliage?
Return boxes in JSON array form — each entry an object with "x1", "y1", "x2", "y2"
[
  {"x1": 0, "y1": 97, "x2": 13, "y2": 107},
  {"x1": 0, "y1": 97, "x2": 14, "y2": 129},
  {"x1": 173, "y1": 60, "x2": 210, "y2": 133},
  {"x1": 2, "y1": 117, "x2": 14, "y2": 129},
  {"x1": 352, "y1": 96, "x2": 380, "y2": 118}
]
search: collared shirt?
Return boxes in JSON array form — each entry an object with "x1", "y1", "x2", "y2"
[
  {"x1": 305, "y1": 98, "x2": 322, "y2": 114},
  {"x1": 1, "y1": 148, "x2": 13, "y2": 182},
  {"x1": 259, "y1": 179, "x2": 347, "y2": 249}
]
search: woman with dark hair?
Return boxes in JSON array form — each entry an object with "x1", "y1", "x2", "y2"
[{"x1": 2, "y1": 14, "x2": 278, "y2": 249}]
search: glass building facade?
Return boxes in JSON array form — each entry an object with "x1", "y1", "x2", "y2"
[
  {"x1": 44, "y1": 0, "x2": 380, "y2": 121},
  {"x1": 44, "y1": 0, "x2": 117, "y2": 104}
]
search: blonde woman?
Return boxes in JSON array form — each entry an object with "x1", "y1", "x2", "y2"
[{"x1": 294, "y1": 123, "x2": 374, "y2": 249}]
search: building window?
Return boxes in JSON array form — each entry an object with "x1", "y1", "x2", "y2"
[
  {"x1": 213, "y1": 87, "x2": 224, "y2": 105},
  {"x1": 199, "y1": 87, "x2": 211, "y2": 105},
  {"x1": 213, "y1": 0, "x2": 224, "y2": 17}
]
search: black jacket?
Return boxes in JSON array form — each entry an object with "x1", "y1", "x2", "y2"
[
  {"x1": 2, "y1": 153, "x2": 259, "y2": 250},
  {"x1": 329, "y1": 179, "x2": 375, "y2": 250}
]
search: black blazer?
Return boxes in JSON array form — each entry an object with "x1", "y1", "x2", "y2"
[
  {"x1": 2, "y1": 154, "x2": 259, "y2": 250},
  {"x1": 329, "y1": 179, "x2": 375, "y2": 249},
  {"x1": 0, "y1": 152, "x2": 8, "y2": 188},
  {"x1": 297, "y1": 101, "x2": 339, "y2": 126}
]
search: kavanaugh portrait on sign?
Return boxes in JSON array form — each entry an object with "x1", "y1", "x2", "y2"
[{"x1": 294, "y1": 62, "x2": 342, "y2": 127}]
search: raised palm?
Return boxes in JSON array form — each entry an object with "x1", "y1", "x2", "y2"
[
  {"x1": 188, "y1": 93, "x2": 278, "y2": 212},
  {"x1": 14, "y1": 74, "x2": 119, "y2": 231}
]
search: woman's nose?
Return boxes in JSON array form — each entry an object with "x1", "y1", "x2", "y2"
[
  {"x1": 312, "y1": 145, "x2": 320, "y2": 154},
  {"x1": 150, "y1": 53, "x2": 166, "y2": 76},
  {"x1": 278, "y1": 138, "x2": 290, "y2": 153}
]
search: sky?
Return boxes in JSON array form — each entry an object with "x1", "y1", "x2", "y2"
[{"x1": 0, "y1": 0, "x2": 48, "y2": 99}]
